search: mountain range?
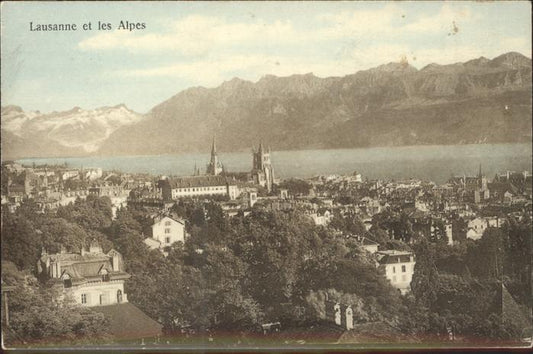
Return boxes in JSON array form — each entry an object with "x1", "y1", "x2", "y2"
[{"x1": 2, "y1": 52, "x2": 531, "y2": 160}]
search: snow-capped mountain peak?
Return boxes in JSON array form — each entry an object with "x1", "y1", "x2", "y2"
[{"x1": 1, "y1": 105, "x2": 143, "y2": 153}]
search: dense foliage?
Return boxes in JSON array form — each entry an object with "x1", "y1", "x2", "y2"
[
  {"x1": 2, "y1": 196, "x2": 531, "y2": 345},
  {"x1": 2, "y1": 261, "x2": 110, "y2": 345}
]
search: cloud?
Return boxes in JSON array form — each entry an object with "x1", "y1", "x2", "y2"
[
  {"x1": 315, "y1": 2, "x2": 475, "y2": 41},
  {"x1": 78, "y1": 3, "x2": 473, "y2": 56},
  {"x1": 400, "y1": 3, "x2": 474, "y2": 34},
  {"x1": 79, "y1": 15, "x2": 301, "y2": 56},
  {"x1": 85, "y1": 3, "x2": 530, "y2": 91}
]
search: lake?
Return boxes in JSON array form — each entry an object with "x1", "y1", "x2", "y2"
[{"x1": 16, "y1": 143, "x2": 532, "y2": 184}]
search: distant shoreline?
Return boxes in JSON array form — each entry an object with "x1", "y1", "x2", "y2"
[
  {"x1": 10, "y1": 143, "x2": 532, "y2": 184},
  {"x1": 6, "y1": 141, "x2": 532, "y2": 163}
]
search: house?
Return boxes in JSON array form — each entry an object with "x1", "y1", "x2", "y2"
[
  {"x1": 62, "y1": 170, "x2": 79, "y2": 181},
  {"x1": 349, "y1": 235, "x2": 379, "y2": 254},
  {"x1": 37, "y1": 242, "x2": 130, "y2": 307},
  {"x1": 310, "y1": 209, "x2": 333, "y2": 226},
  {"x1": 466, "y1": 216, "x2": 505, "y2": 240},
  {"x1": 88, "y1": 184, "x2": 125, "y2": 198},
  {"x1": 376, "y1": 250, "x2": 416, "y2": 295},
  {"x1": 144, "y1": 215, "x2": 185, "y2": 251},
  {"x1": 36, "y1": 242, "x2": 163, "y2": 342}
]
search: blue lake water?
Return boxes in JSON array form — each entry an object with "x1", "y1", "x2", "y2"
[{"x1": 16, "y1": 143, "x2": 532, "y2": 184}]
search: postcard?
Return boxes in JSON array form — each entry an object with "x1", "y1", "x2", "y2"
[{"x1": 1, "y1": 0, "x2": 532, "y2": 350}]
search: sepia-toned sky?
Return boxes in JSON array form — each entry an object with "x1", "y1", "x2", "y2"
[{"x1": 1, "y1": 1, "x2": 531, "y2": 113}]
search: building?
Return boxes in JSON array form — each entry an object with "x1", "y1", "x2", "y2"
[
  {"x1": 144, "y1": 215, "x2": 185, "y2": 251},
  {"x1": 376, "y1": 250, "x2": 416, "y2": 295},
  {"x1": 351, "y1": 235, "x2": 379, "y2": 254},
  {"x1": 251, "y1": 142, "x2": 275, "y2": 193},
  {"x1": 88, "y1": 184, "x2": 126, "y2": 198},
  {"x1": 158, "y1": 175, "x2": 239, "y2": 200},
  {"x1": 448, "y1": 166, "x2": 490, "y2": 203},
  {"x1": 37, "y1": 242, "x2": 130, "y2": 307},
  {"x1": 206, "y1": 136, "x2": 224, "y2": 176},
  {"x1": 310, "y1": 208, "x2": 333, "y2": 226},
  {"x1": 466, "y1": 216, "x2": 505, "y2": 240}
]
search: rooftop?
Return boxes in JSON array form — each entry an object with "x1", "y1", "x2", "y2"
[
  {"x1": 160, "y1": 175, "x2": 234, "y2": 188},
  {"x1": 93, "y1": 302, "x2": 163, "y2": 340}
]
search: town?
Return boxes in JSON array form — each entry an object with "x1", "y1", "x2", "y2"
[{"x1": 1, "y1": 139, "x2": 532, "y2": 347}]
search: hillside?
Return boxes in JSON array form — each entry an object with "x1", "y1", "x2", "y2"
[{"x1": 99, "y1": 52, "x2": 532, "y2": 155}]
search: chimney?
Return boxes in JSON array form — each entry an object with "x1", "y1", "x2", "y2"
[
  {"x1": 49, "y1": 260, "x2": 55, "y2": 277},
  {"x1": 112, "y1": 253, "x2": 120, "y2": 271},
  {"x1": 56, "y1": 260, "x2": 61, "y2": 278}
]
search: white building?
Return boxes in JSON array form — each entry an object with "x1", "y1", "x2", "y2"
[
  {"x1": 37, "y1": 242, "x2": 130, "y2": 307},
  {"x1": 377, "y1": 250, "x2": 416, "y2": 295},
  {"x1": 144, "y1": 215, "x2": 185, "y2": 251},
  {"x1": 158, "y1": 175, "x2": 239, "y2": 200},
  {"x1": 310, "y1": 209, "x2": 333, "y2": 226},
  {"x1": 62, "y1": 170, "x2": 79, "y2": 181},
  {"x1": 85, "y1": 168, "x2": 103, "y2": 181},
  {"x1": 466, "y1": 216, "x2": 505, "y2": 240}
]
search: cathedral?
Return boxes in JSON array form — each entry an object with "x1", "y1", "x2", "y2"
[
  {"x1": 206, "y1": 136, "x2": 224, "y2": 176},
  {"x1": 251, "y1": 142, "x2": 274, "y2": 193}
]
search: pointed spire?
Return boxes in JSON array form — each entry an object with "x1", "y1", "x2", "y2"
[
  {"x1": 211, "y1": 135, "x2": 217, "y2": 156},
  {"x1": 258, "y1": 140, "x2": 264, "y2": 154}
]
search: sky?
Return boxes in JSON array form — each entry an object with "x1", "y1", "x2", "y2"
[{"x1": 1, "y1": 1, "x2": 531, "y2": 114}]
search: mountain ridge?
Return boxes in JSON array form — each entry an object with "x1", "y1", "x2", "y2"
[{"x1": 2, "y1": 52, "x2": 531, "y2": 159}]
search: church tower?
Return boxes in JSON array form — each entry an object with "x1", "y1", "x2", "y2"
[
  {"x1": 206, "y1": 136, "x2": 223, "y2": 176},
  {"x1": 252, "y1": 141, "x2": 274, "y2": 192}
]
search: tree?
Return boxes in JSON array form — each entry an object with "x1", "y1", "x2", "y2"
[
  {"x1": 1, "y1": 213, "x2": 41, "y2": 271},
  {"x1": 3, "y1": 262, "x2": 110, "y2": 346},
  {"x1": 57, "y1": 196, "x2": 112, "y2": 232},
  {"x1": 411, "y1": 239, "x2": 439, "y2": 307},
  {"x1": 466, "y1": 228, "x2": 507, "y2": 279}
]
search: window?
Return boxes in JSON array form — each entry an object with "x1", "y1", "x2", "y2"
[
  {"x1": 392, "y1": 266, "x2": 396, "y2": 274},
  {"x1": 165, "y1": 221, "x2": 171, "y2": 226},
  {"x1": 64, "y1": 279, "x2": 72, "y2": 288},
  {"x1": 81, "y1": 294, "x2": 87, "y2": 304},
  {"x1": 402, "y1": 275, "x2": 407, "y2": 281},
  {"x1": 392, "y1": 276, "x2": 397, "y2": 282},
  {"x1": 165, "y1": 237, "x2": 170, "y2": 244},
  {"x1": 117, "y1": 290, "x2": 123, "y2": 303},
  {"x1": 402, "y1": 265, "x2": 406, "y2": 273},
  {"x1": 165, "y1": 228, "x2": 171, "y2": 234}
]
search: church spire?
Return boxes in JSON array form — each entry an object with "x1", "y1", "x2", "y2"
[
  {"x1": 206, "y1": 135, "x2": 223, "y2": 176},
  {"x1": 211, "y1": 135, "x2": 217, "y2": 156}
]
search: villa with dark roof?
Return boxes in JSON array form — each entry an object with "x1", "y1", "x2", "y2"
[{"x1": 37, "y1": 242, "x2": 130, "y2": 307}]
